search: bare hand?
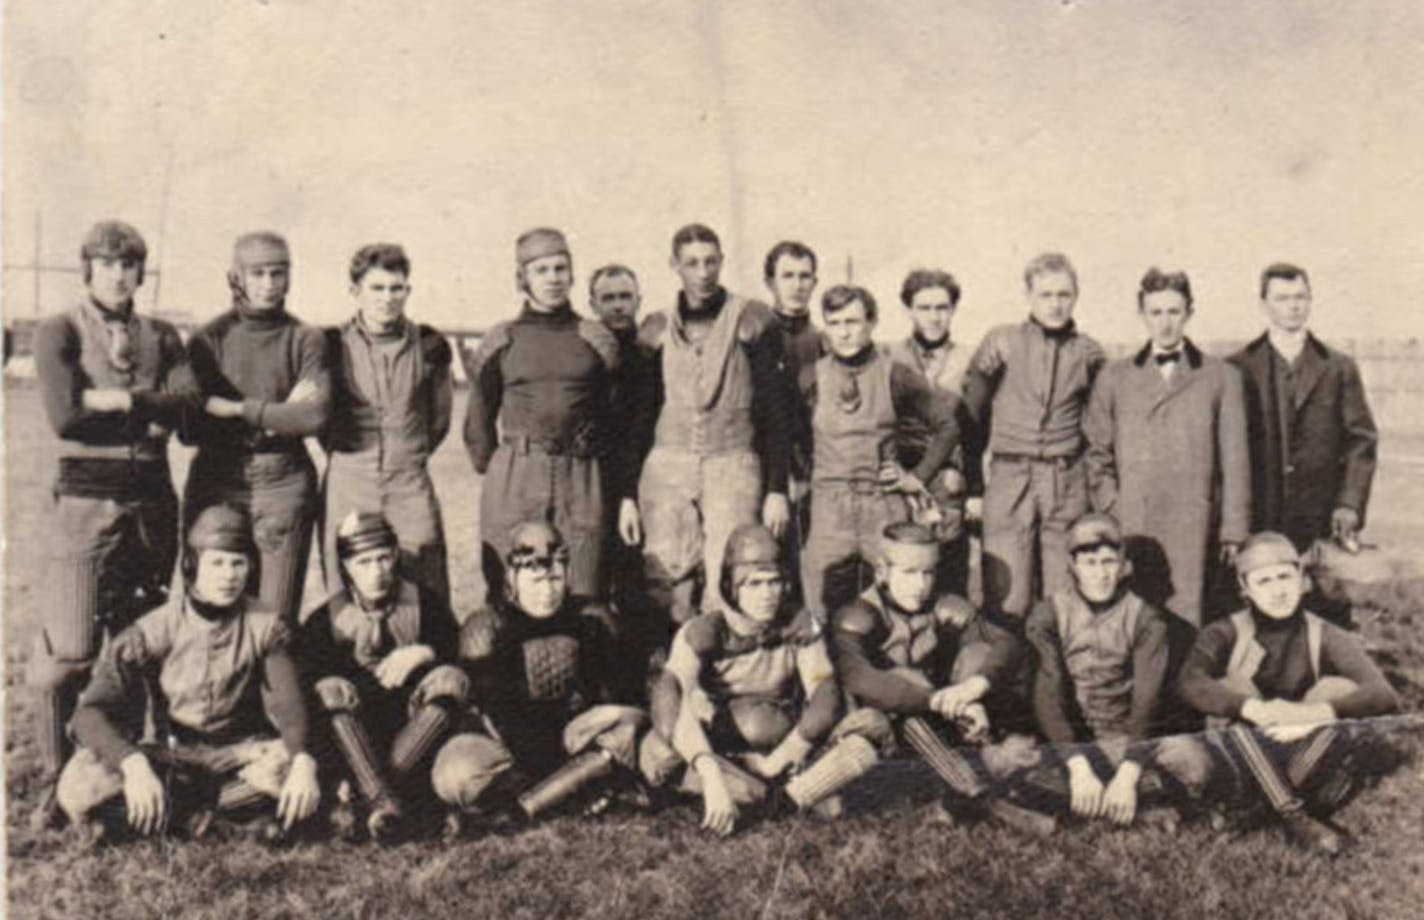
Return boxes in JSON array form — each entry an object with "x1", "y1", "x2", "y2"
[
  {"x1": 82, "y1": 388, "x2": 134, "y2": 413},
  {"x1": 761, "y1": 492, "x2": 790, "y2": 540},
  {"x1": 744, "y1": 751, "x2": 788, "y2": 780},
  {"x1": 965, "y1": 497, "x2": 983, "y2": 523},
  {"x1": 1066, "y1": 756, "x2": 1104, "y2": 819},
  {"x1": 954, "y1": 703, "x2": 990, "y2": 745},
  {"x1": 878, "y1": 462, "x2": 925, "y2": 497},
  {"x1": 698, "y1": 764, "x2": 739, "y2": 837},
  {"x1": 1101, "y1": 762, "x2": 1141, "y2": 826},
  {"x1": 618, "y1": 499, "x2": 643, "y2": 546},
  {"x1": 374, "y1": 645, "x2": 435, "y2": 689},
  {"x1": 1331, "y1": 507, "x2": 1361, "y2": 551},
  {"x1": 930, "y1": 676, "x2": 989, "y2": 721},
  {"x1": 1262, "y1": 722, "x2": 1322, "y2": 743},
  {"x1": 276, "y1": 752, "x2": 321, "y2": 831},
  {"x1": 1219, "y1": 541, "x2": 1240, "y2": 567},
  {"x1": 120, "y1": 752, "x2": 167, "y2": 835},
  {"x1": 204, "y1": 396, "x2": 245, "y2": 418}
]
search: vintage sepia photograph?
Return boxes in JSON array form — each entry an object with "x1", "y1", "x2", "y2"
[{"x1": 3, "y1": 2, "x2": 1422, "y2": 917}]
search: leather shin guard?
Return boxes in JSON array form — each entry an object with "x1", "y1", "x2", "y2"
[
  {"x1": 785, "y1": 735, "x2": 878, "y2": 809},
  {"x1": 517, "y1": 750, "x2": 615, "y2": 820},
  {"x1": 1227, "y1": 726, "x2": 1302, "y2": 813},
  {"x1": 902, "y1": 716, "x2": 987, "y2": 800},
  {"x1": 34, "y1": 687, "x2": 74, "y2": 781},
  {"x1": 390, "y1": 704, "x2": 452, "y2": 777},
  {"x1": 216, "y1": 779, "x2": 268, "y2": 813},
  {"x1": 330, "y1": 712, "x2": 396, "y2": 805}
]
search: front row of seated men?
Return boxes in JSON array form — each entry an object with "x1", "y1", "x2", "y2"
[{"x1": 52, "y1": 503, "x2": 1399, "y2": 854}]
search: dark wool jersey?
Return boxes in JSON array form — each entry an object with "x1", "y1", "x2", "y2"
[
  {"x1": 664, "y1": 608, "x2": 840, "y2": 744},
  {"x1": 462, "y1": 303, "x2": 621, "y2": 475},
  {"x1": 1178, "y1": 607, "x2": 1399, "y2": 721},
  {"x1": 300, "y1": 577, "x2": 459, "y2": 701},
  {"x1": 773, "y1": 311, "x2": 823, "y2": 482},
  {"x1": 832, "y1": 587, "x2": 1018, "y2": 714},
  {"x1": 184, "y1": 305, "x2": 332, "y2": 452},
  {"x1": 458, "y1": 599, "x2": 626, "y2": 762}
]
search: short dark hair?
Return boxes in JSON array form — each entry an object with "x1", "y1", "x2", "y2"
[
  {"x1": 589, "y1": 264, "x2": 637, "y2": 296},
  {"x1": 1023, "y1": 252, "x2": 1077, "y2": 292},
  {"x1": 350, "y1": 243, "x2": 410, "y2": 284},
  {"x1": 821, "y1": 284, "x2": 877, "y2": 323},
  {"x1": 1137, "y1": 267, "x2": 1193, "y2": 310},
  {"x1": 900, "y1": 269, "x2": 961, "y2": 308},
  {"x1": 671, "y1": 224, "x2": 721, "y2": 258},
  {"x1": 763, "y1": 241, "x2": 817, "y2": 281},
  {"x1": 1259, "y1": 262, "x2": 1310, "y2": 299}
]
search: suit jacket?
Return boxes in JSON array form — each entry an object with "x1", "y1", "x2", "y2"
[
  {"x1": 1084, "y1": 340, "x2": 1250, "y2": 626},
  {"x1": 1227, "y1": 334, "x2": 1377, "y2": 550}
]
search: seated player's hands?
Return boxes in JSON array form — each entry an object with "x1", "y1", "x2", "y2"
[
  {"x1": 761, "y1": 492, "x2": 790, "y2": 540},
  {"x1": 953, "y1": 702, "x2": 990, "y2": 745},
  {"x1": 82, "y1": 388, "x2": 134, "y2": 413},
  {"x1": 276, "y1": 752, "x2": 321, "y2": 831},
  {"x1": 1100, "y1": 760, "x2": 1141, "y2": 826},
  {"x1": 1331, "y1": 507, "x2": 1361, "y2": 552},
  {"x1": 285, "y1": 378, "x2": 321, "y2": 404},
  {"x1": 965, "y1": 497, "x2": 983, "y2": 523},
  {"x1": 375, "y1": 644, "x2": 435, "y2": 689},
  {"x1": 878, "y1": 461, "x2": 926, "y2": 497},
  {"x1": 694, "y1": 756, "x2": 739, "y2": 837},
  {"x1": 119, "y1": 751, "x2": 167, "y2": 835},
  {"x1": 204, "y1": 396, "x2": 245, "y2": 418},
  {"x1": 618, "y1": 499, "x2": 643, "y2": 546},
  {"x1": 930, "y1": 675, "x2": 989, "y2": 721},
  {"x1": 746, "y1": 731, "x2": 813, "y2": 779},
  {"x1": 1262, "y1": 723, "x2": 1321, "y2": 743},
  {"x1": 1066, "y1": 755, "x2": 1104, "y2": 819}
]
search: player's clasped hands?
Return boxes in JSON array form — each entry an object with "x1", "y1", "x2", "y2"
[{"x1": 374, "y1": 644, "x2": 435, "y2": 689}]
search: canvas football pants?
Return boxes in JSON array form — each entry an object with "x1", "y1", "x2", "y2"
[
  {"x1": 321, "y1": 452, "x2": 449, "y2": 602},
  {"x1": 638, "y1": 446, "x2": 762, "y2": 627},
  {"x1": 982, "y1": 453, "x2": 1089, "y2": 619},
  {"x1": 28, "y1": 489, "x2": 178, "y2": 783},
  {"x1": 801, "y1": 484, "x2": 910, "y2": 622},
  {"x1": 184, "y1": 450, "x2": 318, "y2": 624}
]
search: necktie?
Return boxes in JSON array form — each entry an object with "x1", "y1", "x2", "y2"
[
  {"x1": 1154, "y1": 351, "x2": 1181, "y2": 366},
  {"x1": 105, "y1": 317, "x2": 135, "y2": 372}
]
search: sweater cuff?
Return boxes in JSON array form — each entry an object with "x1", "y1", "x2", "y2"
[{"x1": 242, "y1": 398, "x2": 267, "y2": 428}]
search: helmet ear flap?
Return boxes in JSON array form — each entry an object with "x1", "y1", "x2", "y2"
[{"x1": 719, "y1": 568, "x2": 736, "y2": 613}]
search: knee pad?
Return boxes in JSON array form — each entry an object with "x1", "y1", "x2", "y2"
[
  {"x1": 833, "y1": 708, "x2": 897, "y2": 755},
  {"x1": 727, "y1": 698, "x2": 794, "y2": 751},
  {"x1": 314, "y1": 676, "x2": 361, "y2": 713},
  {"x1": 431, "y1": 733, "x2": 513, "y2": 808},
  {"x1": 1153, "y1": 736, "x2": 1215, "y2": 795},
  {"x1": 56, "y1": 748, "x2": 123, "y2": 825},
  {"x1": 411, "y1": 664, "x2": 470, "y2": 710}
]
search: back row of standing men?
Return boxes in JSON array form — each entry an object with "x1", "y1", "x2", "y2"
[{"x1": 29, "y1": 219, "x2": 1379, "y2": 839}]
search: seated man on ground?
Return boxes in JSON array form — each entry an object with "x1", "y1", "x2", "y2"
[
  {"x1": 1173, "y1": 531, "x2": 1400, "y2": 854},
  {"x1": 639, "y1": 524, "x2": 886, "y2": 835},
  {"x1": 300, "y1": 511, "x2": 468, "y2": 842},
  {"x1": 444, "y1": 521, "x2": 648, "y2": 833},
  {"x1": 1017, "y1": 512, "x2": 1198, "y2": 829},
  {"x1": 829, "y1": 521, "x2": 1054, "y2": 834},
  {"x1": 55, "y1": 505, "x2": 321, "y2": 844}
]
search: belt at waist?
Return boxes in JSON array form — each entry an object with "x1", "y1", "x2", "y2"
[
  {"x1": 205, "y1": 434, "x2": 307, "y2": 455},
  {"x1": 56, "y1": 457, "x2": 173, "y2": 499},
  {"x1": 992, "y1": 450, "x2": 1082, "y2": 467},
  {"x1": 499, "y1": 431, "x2": 596, "y2": 458}
]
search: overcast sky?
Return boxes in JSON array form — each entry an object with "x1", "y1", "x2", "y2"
[{"x1": 4, "y1": 0, "x2": 1422, "y2": 345}]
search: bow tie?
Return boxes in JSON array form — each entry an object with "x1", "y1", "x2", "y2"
[{"x1": 1154, "y1": 351, "x2": 1182, "y2": 366}]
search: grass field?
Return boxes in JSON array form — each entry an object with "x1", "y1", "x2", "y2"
[{"x1": 5, "y1": 381, "x2": 1424, "y2": 920}]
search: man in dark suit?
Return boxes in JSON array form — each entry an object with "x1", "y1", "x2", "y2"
[{"x1": 1228, "y1": 263, "x2": 1378, "y2": 555}]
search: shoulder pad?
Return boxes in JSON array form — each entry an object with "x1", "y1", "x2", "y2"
[
  {"x1": 463, "y1": 322, "x2": 513, "y2": 376},
  {"x1": 243, "y1": 604, "x2": 293, "y2": 654},
  {"x1": 932, "y1": 594, "x2": 976, "y2": 632},
  {"x1": 637, "y1": 312, "x2": 670, "y2": 350},
  {"x1": 884, "y1": 339, "x2": 915, "y2": 369},
  {"x1": 1079, "y1": 333, "x2": 1106, "y2": 362},
  {"x1": 145, "y1": 316, "x2": 183, "y2": 341},
  {"x1": 834, "y1": 600, "x2": 881, "y2": 637},
  {"x1": 459, "y1": 607, "x2": 504, "y2": 661},
  {"x1": 735, "y1": 299, "x2": 777, "y2": 342},
  {"x1": 417, "y1": 325, "x2": 453, "y2": 367},
  {"x1": 780, "y1": 608, "x2": 822, "y2": 645},
  {"x1": 577, "y1": 319, "x2": 620, "y2": 370},
  {"x1": 679, "y1": 613, "x2": 727, "y2": 657}
]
